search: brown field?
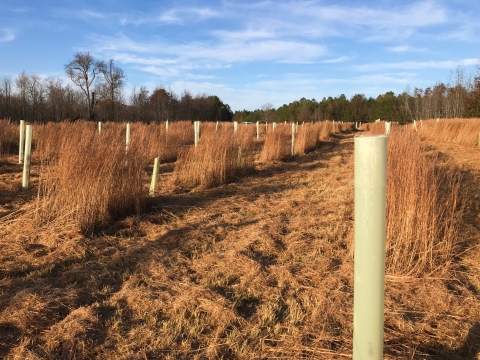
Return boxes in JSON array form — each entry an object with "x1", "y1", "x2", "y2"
[{"x1": 0, "y1": 119, "x2": 479, "y2": 359}]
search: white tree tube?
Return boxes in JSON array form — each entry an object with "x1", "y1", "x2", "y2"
[
  {"x1": 22, "y1": 125, "x2": 33, "y2": 190},
  {"x1": 353, "y1": 135, "x2": 387, "y2": 360},
  {"x1": 149, "y1": 157, "x2": 160, "y2": 196},
  {"x1": 291, "y1": 122, "x2": 295, "y2": 156},
  {"x1": 19, "y1": 120, "x2": 25, "y2": 164},
  {"x1": 126, "y1": 122, "x2": 131, "y2": 150}
]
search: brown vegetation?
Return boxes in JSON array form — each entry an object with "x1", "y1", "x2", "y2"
[
  {"x1": 259, "y1": 124, "x2": 292, "y2": 162},
  {"x1": 418, "y1": 118, "x2": 480, "y2": 148},
  {"x1": 0, "y1": 120, "x2": 18, "y2": 157},
  {"x1": 0, "y1": 119, "x2": 479, "y2": 359},
  {"x1": 385, "y1": 126, "x2": 462, "y2": 275},
  {"x1": 132, "y1": 121, "x2": 195, "y2": 163},
  {"x1": 34, "y1": 122, "x2": 147, "y2": 234},
  {"x1": 173, "y1": 124, "x2": 256, "y2": 190}
]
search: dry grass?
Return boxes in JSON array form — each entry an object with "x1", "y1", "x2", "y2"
[
  {"x1": 34, "y1": 121, "x2": 96, "y2": 163},
  {"x1": 1, "y1": 120, "x2": 479, "y2": 359},
  {"x1": 338, "y1": 122, "x2": 355, "y2": 133},
  {"x1": 132, "y1": 121, "x2": 195, "y2": 163},
  {"x1": 173, "y1": 124, "x2": 256, "y2": 190},
  {"x1": 34, "y1": 122, "x2": 148, "y2": 234},
  {"x1": 361, "y1": 121, "x2": 387, "y2": 135},
  {"x1": 319, "y1": 121, "x2": 334, "y2": 140},
  {"x1": 259, "y1": 124, "x2": 292, "y2": 162},
  {"x1": 0, "y1": 120, "x2": 18, "y2": 157},
  {"x1": 418, "y1": 118, "x2": 480, "y2": 148},
  {"x1": 294, "y1": 123, "x2": 320, "y2": 155},
  {"x1": 385, "y1": 126, "x2": 462, "y2": 276}
]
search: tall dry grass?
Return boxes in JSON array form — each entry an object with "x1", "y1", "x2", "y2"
[
  {"x1": 132, "y1": 121, "x2": 195, "y2": 163},
  {"x1": 35, "y1": 122, "x2": 148, "y2": 234},
  {"x1": 361, "y1": 121, "x2": 386, "y2": 135},
  {"x1": 318, "y1": 121, "x2": 334, "y2": 140},
  {"x1": 260, "y1": 124, "x2": 292, "y2": 162},
  {"x1": 261, "y1": 120, "x2": 350, "y2": 160},
  {"x1": 294, "y1": 123, "x2": 321, "y2": 155},
  {"x1": 385, "y1": 126, "x2": 462, "y2": 275},
  {"x1": 418, "y1": 118, "x2": 480, "y2": 147},
  {"x1": 173, "y1": 124, "x2": 256, "y2": 190},
  {"x1": 0, "y1": 119, "x2": 18, "y2": 156},
  {"x1": 34, "y1": 121, "x2": 97, "y2": 163},
  {"x1": 338, "y1": 122, "x2": 355, "y2": 133}
]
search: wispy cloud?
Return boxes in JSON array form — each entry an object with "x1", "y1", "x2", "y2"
[
  {"x1": 10, "y1": 7, "x2": 30, "y2": 13},
  {"x1": 118, "y1": 1, "x2": 452, "y2": 41},
  {"x1": 162, "y1": 7, "x2": 222, "y2": 24},
  {"x1": 213, "y1": 28, "x2": 276, "y2": 41},
  {"x1": 355, "y1": 58, "x2": 479, "y2": 71},
  {"x1": 273, "y1": 0, "x2": 448, "y2": 41},
  {"x1": 254, "y1": 72, "x2": 415, "y2": 90},
  {"x1": 51, "y1": 8, "x2": 106, "y2": 21},
  {"x1": 120, "y1": 7, "x2": 223, "y2": 26},
  {"x1": 140, "y1": 66, "x2": 215, "y2": 80},
  {"x1": 386, "y1": 45, "x2": 428, "y2": 53},
  {"x1": 91, "y1": 33, "x2": 327, "y2": 75},
  {"x1": 440, "y1": 23, "x2": 480, "y2": 42},
  {"x1": 322, "y1": 56, "x2": 352, "y2": 64},
  {"x1": 0, "y1": 28, "x2": 15, "y2": 42}
]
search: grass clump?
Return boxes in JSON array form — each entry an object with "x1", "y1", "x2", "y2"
[
  {"x1": 259, "y1": 124, "x2": 292, "y2": 162},
  {"x1": 173, "y1": 124, "x2": 255, "y2": 190},
  {"x1": 294, "y1": 122, "x2": 321, "y2": 155},
  {"x1": 418, "y1": 118, "x2": 480, "y2": 147},
  {"x1": 385, "y1": 126, "x2": 462, "y2": 275},
  {"x1": 35, "y1": 122, "x2": 147, "y2": 234},
  {"x1": 0, "y1": 119, "x2": 18, "y2": 156}
]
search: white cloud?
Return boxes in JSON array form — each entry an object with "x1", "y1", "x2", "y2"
[
  {"x1": 0, "y1": 28, "x2": 15, "y2": 42},
  {"x1": 159, "y1": 7, "x2": 222, "y2": 24},
  {"x1": 89, "y1": 34, "x2": 160, "y2": 53},
  {"x1": 440, "y1": 23, "x2": 480, "y2": 42},
  {"x1": 289, "y1": 0, "x2": 447, "y2": 29},
  {"x1": 93, "y1": 34, "x2": 326, "y2": 67},
  {"x1": 213, "y1": 28, "x2": 277, "y2": 41},
  {"x1": 112, "y1": 53, "x2": 179, "y2": 66},
  {"x1": 10, "y1": 7, "x2": 30, "y2": 13},
  {"x1": 120, "y1": 7, "x2": 223, "y2": 26},
  {"x1": 253, "y1": 72, "x2": 414, "y2": 90},
  {"x1": 321, "y1": 56, "x2": 352, "y2": 64},
  {"x1": 266, "y1": 0, "x2": 449, "y2": 43},
  {"x1": 386, "y1": 45, "x2": 428, "y2": 53},
  {"x1": 51, "y1": 8, "x2": 106, "y2": 21},
  {"x1": 355, "y1": 58, "x2": 479, "y2": 71}
]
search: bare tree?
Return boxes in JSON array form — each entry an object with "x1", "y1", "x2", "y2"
[
  {"x1": 261, "y1": 102, "x2": 273, "y2": 122},
  {"x1": 1, "y1": 77, "x2": 12, "y2": 119},
  {"x1": 15, "y1": 72, "x2": 29, "y2": 120},
  {"x1": 97, "y1": 59, "x2": 125, "y2": 122},
  {"x1": 130, "y1": 86, "x2": 150, "y2": 122},
  {"x1": 65, "y1": 52, "x2": 100, "y2": 120},
  {"x1": 27, "y1": 74, "x2": 44, "y2": 123},
  {"x1": 46, "y1": 78, "x2": 68, "y2": 122}
]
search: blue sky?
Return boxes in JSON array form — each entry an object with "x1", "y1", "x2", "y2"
[{"x1": 0, "y1": 0, "x2": 479, "y2": 111}]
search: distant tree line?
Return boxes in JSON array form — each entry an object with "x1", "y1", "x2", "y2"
[
  {"x1": 234, "y1": 65, "x2": 480, "y2": 124},
  {"x1": 0, "y1": 52, "x2": 233, "y2": 123},
  {"x1": 1, "y1": 52, "x2": 479, "y2": 124}
]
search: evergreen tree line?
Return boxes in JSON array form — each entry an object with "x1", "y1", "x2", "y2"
[
  {"x1": 1, "y1": 52, "x2": 479, "y2": 124},
  {"x1": 234, "y1": 65, "x2": 480, "y2": 124}
]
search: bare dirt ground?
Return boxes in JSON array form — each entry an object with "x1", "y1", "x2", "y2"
[{"x1": 0, "y1": 132, "x2": 479, "y2": 359}]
